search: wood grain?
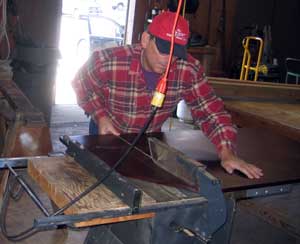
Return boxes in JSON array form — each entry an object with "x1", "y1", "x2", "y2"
[
  {"x1": 205, "y1": 77, "x2": 300, "y2": 141},
  {"x1": 225, "y1": 101, "x2": 300, "y2": 141},
  {"x1": 28, "y1": 156, "x2": 156, "y2": 227},
  {"x1": 208, "y1": 77, "x2": 300, "y2": 101}
]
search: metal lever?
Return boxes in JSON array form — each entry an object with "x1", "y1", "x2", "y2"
[
  {"x1": 6, "y1": 165, "x2": 50, "y2": 217},
  {"x1": 169, "y1": 221, "x2": 211, "y2": 244}
]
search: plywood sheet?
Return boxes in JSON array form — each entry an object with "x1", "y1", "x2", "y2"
[{"x1": 160, "y1": 129, "x2": 300, "y2": 192}]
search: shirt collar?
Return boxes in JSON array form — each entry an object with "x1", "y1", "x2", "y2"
[{"x1": 128, "y1": 44, "x2": 143, "y2": 76}]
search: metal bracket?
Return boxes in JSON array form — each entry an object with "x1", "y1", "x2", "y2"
[
  {"x1": 0, "y1": 157, "x2": 32, "y2": 169},
  {"x1": 245, "y1": 184, "x2": 292, "y2": 198},
  {"x1": 60, "y1": 135, "x2": 142, "y2": 214}
]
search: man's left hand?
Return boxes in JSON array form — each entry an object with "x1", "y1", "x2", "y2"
[{"x1": 219, "y1": 147, "x2": 263, "y2": 179}]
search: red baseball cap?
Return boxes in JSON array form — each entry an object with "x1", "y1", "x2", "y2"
[{"x1": 148, "y1": 11, "x2": 190, "y2": 60}]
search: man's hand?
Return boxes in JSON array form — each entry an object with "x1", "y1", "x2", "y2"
[
  {"x1": 219, "y1": 147, "x2": 263, "y2": 179},
  {"x1": 98, "y1": 116, "x2": 120, "y2": 136}
]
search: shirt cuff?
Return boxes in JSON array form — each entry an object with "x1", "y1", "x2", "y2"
[{"x1": 216, "y1": 141, "x2": 237, "y2": 157}]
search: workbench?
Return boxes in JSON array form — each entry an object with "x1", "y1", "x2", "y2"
[{"x1": 208, "y1": 77, "x2": 300, "y2": 142}]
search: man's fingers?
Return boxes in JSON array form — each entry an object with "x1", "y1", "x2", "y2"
[
  {"x1": 100, "y1": 128, "x2": 120, "y2": 136},
  {"x1": 111, "y1": 128, "x2": 120, "y2": 136},
  {"x1": 243, "y1": 164, "x2": 263, "y2": 179},
  {"x1": 247, "y1": 164, "x2": 263, "y2": 178},
  {"x1": 223, "y1": 160, "x2": 263, "y2": 179},
  {"x1": 237, "y1": 163, "x2": 263, "y2": 179},
  {"x1": 233, "y1": 162, "x2": 253, "y2": 179},
  {"x1": 221, "y1": 162, "x2": 234, "y2": 174},
  {"x1": 99, "y1": 127, "x2": 109, "y2": 135},
  {"x1": 98, "y1": 117, "x2": 119, "y2": 135},
  {"x1": 221, "y1": 158, "x2": 263, "y2": 179}
]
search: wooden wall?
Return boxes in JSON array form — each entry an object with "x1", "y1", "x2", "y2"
[
  {"x1": 187, "y1": 0, "x2": 237, "y2": 76},
  {"x1": 146, "y1": 0, "x2": 237, "y2": 76},
  {"x1": 4, "y1": 0, "x2": 300, "y2": 80},
  {"x1": 131, "y1": 1, "x2": 151, "y2": 43},
  {"x1": 9, "y1": 0, "x2": 62, "y2": 124},
  {"x1": 14, "y1": 0, "x2": 61, "y2": 47},
  {"x1": 146, "y1": 0, "x2": 300, "y2": 78},
  {"x1": 230, "y1": 0, "x2": 300, "y2": 80}
]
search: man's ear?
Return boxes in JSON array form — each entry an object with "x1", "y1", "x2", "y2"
[{"x1": 141, "y1": 32, "x2": 151, "y2": 48}]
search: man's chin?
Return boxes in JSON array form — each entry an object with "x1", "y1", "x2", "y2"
[{"x1": 154, "y1": 67, "x2": 166, "y2": 74}]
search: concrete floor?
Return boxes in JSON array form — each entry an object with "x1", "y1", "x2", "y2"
[{"x1": 0, "y1": 104, "x2": 299, "y2": 244}]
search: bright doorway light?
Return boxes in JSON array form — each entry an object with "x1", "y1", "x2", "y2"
[{"x1": 55, "y1": 0, "x2": 134, "y2": 104}]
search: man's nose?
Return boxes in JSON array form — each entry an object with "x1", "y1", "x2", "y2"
[{"x1": 158, "y1": 54, "x2": 170, "y2": 63}]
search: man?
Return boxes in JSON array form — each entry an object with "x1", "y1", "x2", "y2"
[{"x1": 72, "y1": 11, "x2": 263, "y2": 179}]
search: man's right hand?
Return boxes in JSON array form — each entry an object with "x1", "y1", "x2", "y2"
[{"x1": 98, "y1": 116, "x2": 120, "y2": 136}]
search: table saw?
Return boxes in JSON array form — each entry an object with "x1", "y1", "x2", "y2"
[{"x1": 1, "y1": 128, "x2": 300, "y2": 244}]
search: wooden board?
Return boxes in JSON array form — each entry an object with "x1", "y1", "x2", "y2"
[
  {"x1": 225, "y1": 101, "x2": 300, "y2": 142},
  {"x1": 206, "y1": 77, "x2": 300, "y2": 141},
  {"x1": 0, "y1": 79, "x2": 52, "y2": 214},
  {"x1": 208, "y1": 77, "x2": 300, "y2": 102},
  {"x1": 0, "y1": 79, "x2": 52, "y2": 157},
  {"x1": 28, "y1": 156, "x2": 156, "y2": 227},
  {"x1": 226, "y1": 101, "x2": 300, "y2": 129}
]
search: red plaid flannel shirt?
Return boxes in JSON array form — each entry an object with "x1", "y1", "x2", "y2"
[{"x1": 72, "y1": 44, "x2": 237, "y2": 154}]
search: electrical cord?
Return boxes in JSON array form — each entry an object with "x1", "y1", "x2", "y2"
[
  {"x1": 0, "y1": 172, "x2": 39, "y2": 242},
  {"x1": 0, "y1": 1, "x2": 185, "y2": 241},
  {"x1": 9, "y1": 175, "x2": 24, "y2": 201},
  {"x1": 151, "y1": 0, "x2": 183, "y2": 108},
  {"x1": 53, "y1": 106, "x2": 159, "y2": 216},
  {"x1": 0, "y1": 103, "x2": 158, "y2": 242},
  {"x1": 53, "y1": 0, "x2": 184, "y2": 220}
]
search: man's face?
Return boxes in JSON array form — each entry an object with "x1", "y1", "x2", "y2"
[{"x1": 141, "y1": 32, "x2": 177, "y2": 74}]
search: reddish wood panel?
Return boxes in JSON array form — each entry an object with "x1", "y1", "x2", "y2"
[
  {"x1": 69, "y1": 129, "x2": 300, "y2": 193},
  {"x1": 7, "y1": 126, "x2": 53, "y2": 157},
  {"x1": 0, "y1": 80, "x2": 53, "y2": 157},
  {"x1": 160, "y1": 129, "x2": 300, "y2": 192},
  {"x1": 0, "y1": 80, "x2": 53, "y2": 212}
]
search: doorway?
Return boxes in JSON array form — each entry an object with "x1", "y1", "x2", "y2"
[{"x1": 55, "y1": 0, "x2": 135, "y2": 104}]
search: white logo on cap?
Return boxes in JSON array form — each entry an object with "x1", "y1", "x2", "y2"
[{"x1": 166, "y1": 29, "x2": 187, "y2": 41}]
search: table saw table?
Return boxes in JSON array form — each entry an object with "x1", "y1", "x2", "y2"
[{"x1": 1, "y1": 128, "x2": 300, "y2": 243}]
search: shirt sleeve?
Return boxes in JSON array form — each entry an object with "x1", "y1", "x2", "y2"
[
  {"x1": 71, "y1": 51, "x2": 109, "y2": 123},
  {"x1": 182, "y1": 67, "x2": 237, "y2": 155}
]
